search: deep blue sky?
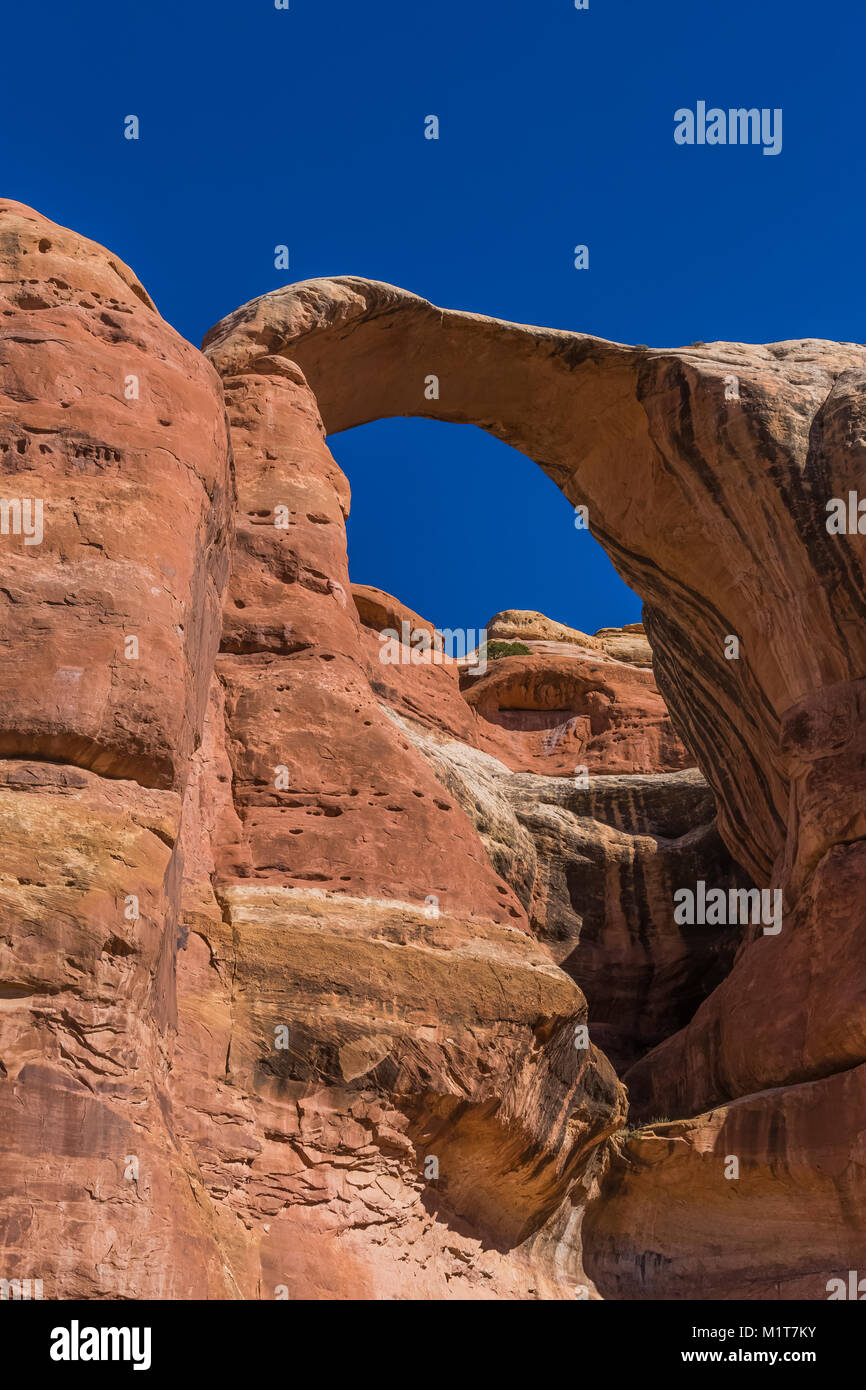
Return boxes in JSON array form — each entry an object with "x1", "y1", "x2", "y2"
[{"x1": 4, "y1": 1, "x2": 862, "y2": 633}]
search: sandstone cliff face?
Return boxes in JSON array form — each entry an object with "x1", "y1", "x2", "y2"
[
  {"x1": 583, "y1": 1059, "x2": 866, "y2": 1300},
  {"x1": 0, "y1": 199, "x2": 234, "y2": 1296},
  {"x1": 2, "y1": 212, "x2": 865, "y2": 1301},
  {"x1": 351, "y1": 588, "x2": 690, "y2": 778},
  {"x1": 217, "y1": 277, "x2": 865, "y2": 879}
]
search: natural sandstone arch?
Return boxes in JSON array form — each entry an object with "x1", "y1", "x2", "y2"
[
  {"x1": 203, "y1": 277, "x2": 866, "y2": 892},
  {"x1": 205, "y1": 281, "x2": 866, "y2": 1124},
  {"x1": 200, "y1": 279, "x2": 866, "y2": 1300}
]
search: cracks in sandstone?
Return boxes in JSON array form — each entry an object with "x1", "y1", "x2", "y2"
[{"x1": 214, "y1": 888, "x2": 240, "y2": 1082}]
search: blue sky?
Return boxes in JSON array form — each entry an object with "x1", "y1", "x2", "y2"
[{"x1": 4, "y1": 0, "x2": 862, "y2": 633}]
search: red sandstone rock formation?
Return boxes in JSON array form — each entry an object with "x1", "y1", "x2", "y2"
[
  {"x1": 461, "y1": 649, "x2": 688, "y2": 777},
  {"x1": 3, "y1": 213, "x2": 865, "y2": 1302},
  {"x1": 174, "y1": 323, "x2": 624, "y2": 1300},
  {"x1": 583, "y1": 1061, "x2": 866, "y2": 1300},
  {"x1": 348, "y1": 586, "x2": 737, "y2": 1069}
]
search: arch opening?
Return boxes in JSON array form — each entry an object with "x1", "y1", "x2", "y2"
[{"x1": 331, "y1": 414, "x2": 643, "y2": 642}]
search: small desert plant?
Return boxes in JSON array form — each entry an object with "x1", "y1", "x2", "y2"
[
  {"x1": 618, "y1": 1115, "x2": 673, "y2": 1139},
  {"x1": 486, "y1": 640, "x2": 532, "y2": 660}
]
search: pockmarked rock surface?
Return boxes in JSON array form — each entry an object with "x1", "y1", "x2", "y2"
[
  {"x1": 0, "y1": 199, "x2": 234, "y2": 1297},
  {"x1": 3, "y1": 213, "x2": 866, "y2": 1300}
]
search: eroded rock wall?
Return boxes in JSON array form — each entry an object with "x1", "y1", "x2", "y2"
[{"x1": 0, "y1": 199, "x2": 234, "y2": 1297}]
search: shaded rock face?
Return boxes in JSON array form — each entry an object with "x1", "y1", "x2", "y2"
[
  {"x1": 583, "y1": 1063, "x2": 866, "y2": 1301},
  {"x1": 347, "y1": 586, "x2": 731, "y2": 1073},
  {"x1": 3, "y1": 210, "x2": 865, "y2": 1303},
  {"x1": 367, "y1": 662, "x2": 745, "y2": 1074},
  {"x1": 504, "y1": 771, "x2": 751, "y2": 1072}
]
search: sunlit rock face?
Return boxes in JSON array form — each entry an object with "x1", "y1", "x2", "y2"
[
  {"x1": 0, "y1": 203, "x2": 627, "y2": 1301},
  {"x1": 0, "y1": 198, "x2": 235, "y2": 1297},
  {"x1": 486, "y1": 610, "x2": 654, "y2": 668},
  {"x1": 2, "y1": 209, "x2": 865, "y2": 1300}
]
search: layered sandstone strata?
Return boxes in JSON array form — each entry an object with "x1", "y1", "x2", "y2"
[
  {"x1": 347, "y1": 588, "x2": 743, "y2": 1070},
  {"x1": 173, "y1": 332, "x2": 626, "y2": 1299},
  {"x1": 583, "y1": 1062, "x2": 866, "y2": 1300}
]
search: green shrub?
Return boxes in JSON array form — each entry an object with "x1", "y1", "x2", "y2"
[{"x1": 485, "y1": 640, "x2": 532, "y2": 660}]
